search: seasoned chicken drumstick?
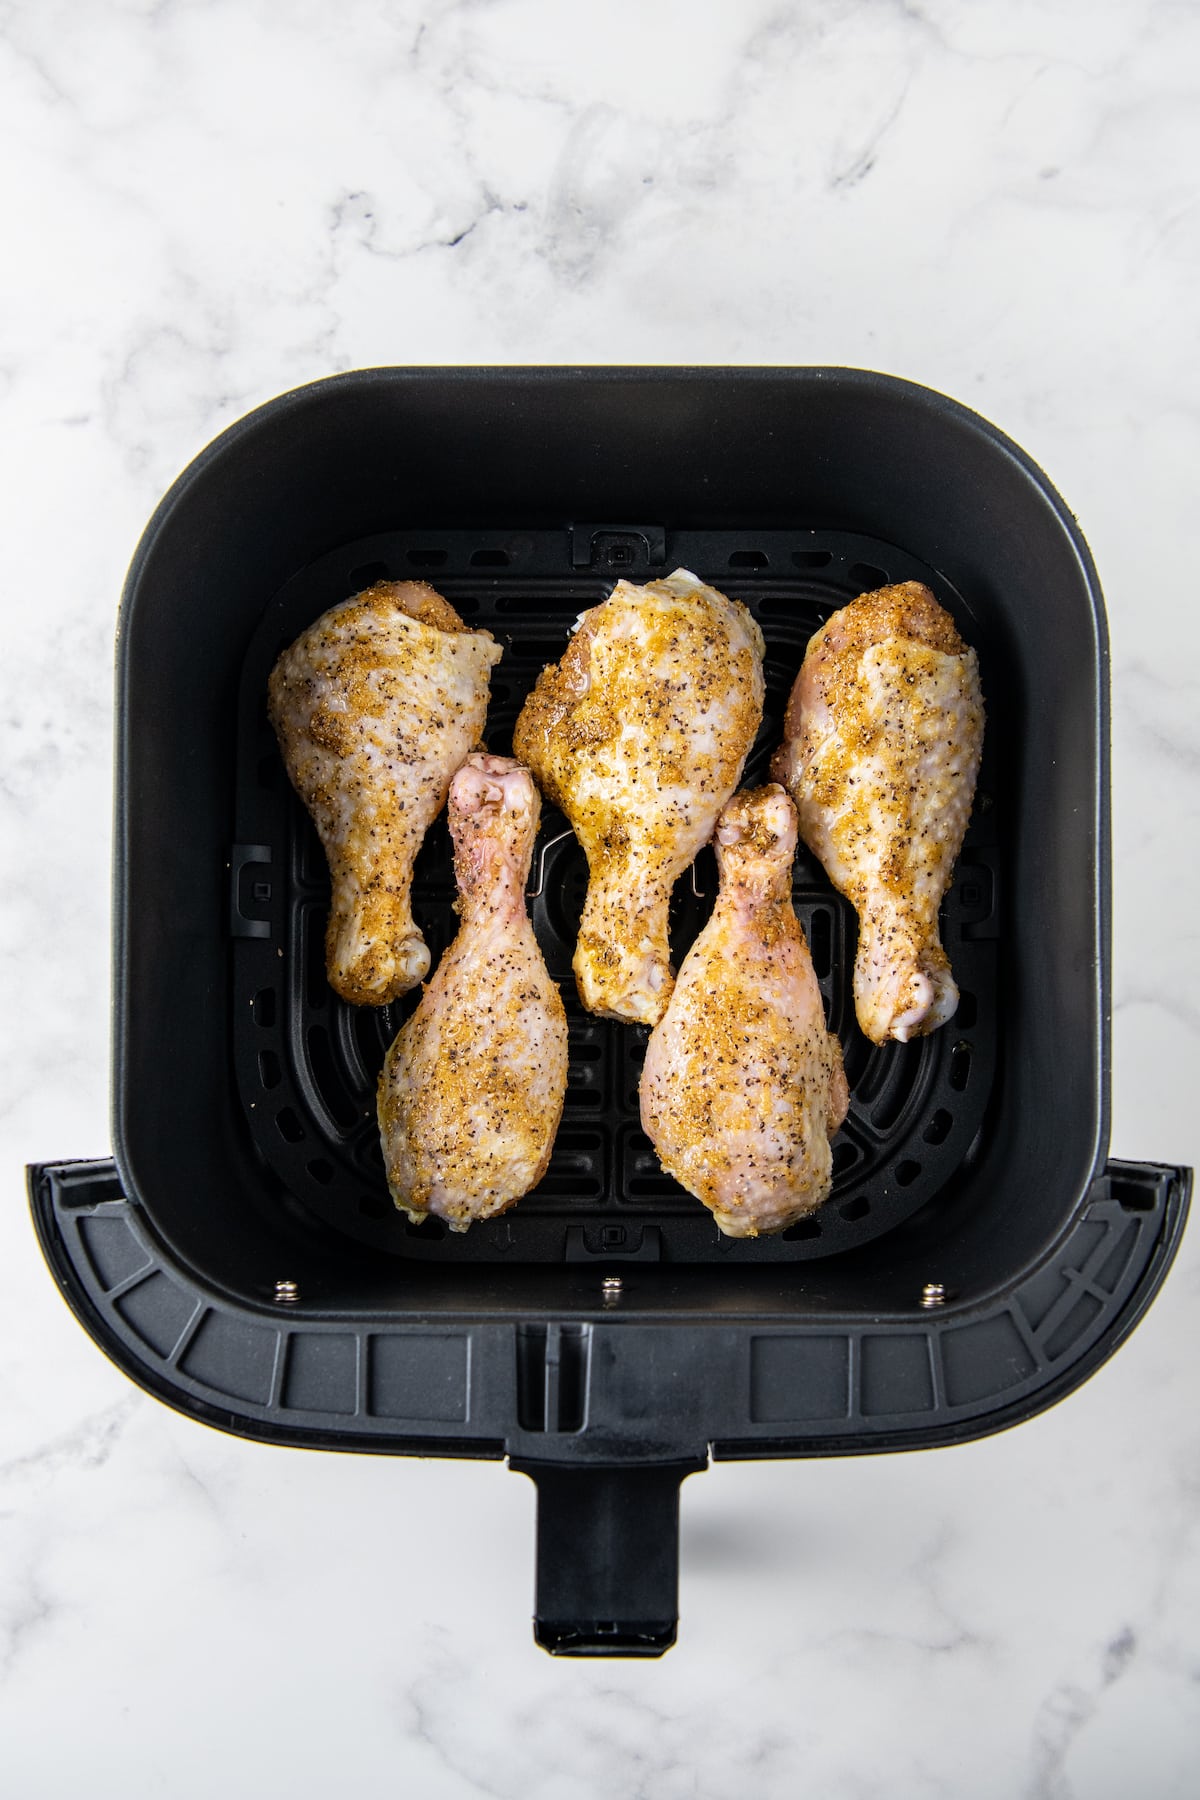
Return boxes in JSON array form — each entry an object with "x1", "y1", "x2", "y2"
[
  {"x1": 378, "y1": 754, "x2": 568, "y2": 1230},
  {"x1": 268, "y1": 581, "x2": 501, "y2": 1005},
  {"x1": 513, "y1": 568, "x2": 765, "y2": 1025},
  {"x1": 771, "y1": 581, "x2": 984, "y2": 1045},
  {"x1": 640, "y1": 785, "x2": 848, "y2": 1237}
]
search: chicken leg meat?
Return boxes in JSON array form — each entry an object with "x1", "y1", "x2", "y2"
[
  {"x1": 268, "y1": 580, "x2": 502, "y2": 1006},
  {"x1": 640, "y1": 784, "x2": 848, "y2": 1237},
  {"x1": 378, "y1": 754, "x2": 568, "y2": 1230},
  {"x1": 771, "y1": 581, "x2": 984, "y2": 1045},
  {"x1": 513, "y1": 568, "x2": 765, "y2": 1025}
]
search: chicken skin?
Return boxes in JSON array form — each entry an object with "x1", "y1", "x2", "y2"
[
  {"x1": 639, "y1": 785, "x2": 848, "y2": 1237},
  {"x1": 513, "y1": 568, "x2": 765, "y2": 1026},
  {"x1": 771, "y1": 582, "x2": 984, "y2": 1045},
  {"x1": 268, "y1": 581, "x2": 502, "y2": 1006},
  {"x1": 378, "y1": 754, "x2": 568, "y2": 1230}
]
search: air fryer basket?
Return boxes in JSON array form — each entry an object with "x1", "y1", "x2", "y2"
[
  {"x1": 29, "y1": 368, "x2": 1190, "y2": 1656},
  {"x1": 233, "y1": 524, "x2": 998, "y2": 1266}
]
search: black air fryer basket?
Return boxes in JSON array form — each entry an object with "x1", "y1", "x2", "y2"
[{"x1": 29, "y1": 368, "x2": 1190, "y2": 1655}]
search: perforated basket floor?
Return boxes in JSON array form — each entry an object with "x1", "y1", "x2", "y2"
[{"x1": 230, "y1": 526, "x2": 1000, "y2": 1265}]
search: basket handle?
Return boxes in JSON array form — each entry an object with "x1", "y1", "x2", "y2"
[{"x1": 511, "y1": 1458, "x2": 706, "y2": 1657}]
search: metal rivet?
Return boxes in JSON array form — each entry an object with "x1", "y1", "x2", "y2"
[
  {"x1": 601, "y1": 1275, "x2": 623, "y2": 1303},
  {"x1": 274, "y1": 1279, "x2": 300, "y2": 1304},
  {"x1": 920, "y1": 1282, "x2": 946, "y2": 1308}
]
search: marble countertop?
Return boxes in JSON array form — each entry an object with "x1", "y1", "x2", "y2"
[{"x1": 4, "y1": 2, "x2": 1198, "y2": 1795}]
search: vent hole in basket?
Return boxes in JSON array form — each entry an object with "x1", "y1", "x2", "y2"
[
  {"x1": 923, "y1": 1108, "x2": 952, "y2": 1146},
  {"x1": 519, "y1": 639, "x2": 568, "y2": 665},
  {"x1": 306, "y1": 914, "x2": 329, "y2": 1011},
  {"x1": 257, "y1": 1050, "x2": 281, "y2": 1090},
  {"x1": 956, "y1": 989, "x2": 978, "y2": 1030},
  {"x1": 949, "y1": 1042, "x2": 972, "y2": 1092},
  {"x1": 276, "y1": 1108, "x2": 304, "y2": 1143},
  {"x1": 407, "y1": 548, "x2": 448, "y2": 568},
  {"x1": 307, "y1": 1158, "x2": 334, "y2": 1186},
  {"x1": 831, "y1": 1139, "x2": 859, "y2": 1176},
  {"x1": 839, "y1": 1197, "x2": 870, "y2": 1221},
  {"x1": 728, "y1": 550, "x2": 769, "y2": 569},
  {"x1": 793, "y1": 549, "x2": 833, "y2": 569},
  {"x1": 840, "y1": 1032, "x2": 872, "y2": 1091},
  {"x1": 352, "y1": 1005, "x2": 391, "y2": 1078},
  {"x1": 253, "y1": 987, "x2": 276, "y2": 1029},
  {"x1": 470, "y1": 548, "x2": 511, "y2": 567},
  {"x1": 406, "y1": 1216, "x2": 447, "y2": 1240},
  {"x1": 349, "y1": 561, "x2": 390, "y2": 586},
  {"x1": 782, "y1": 1218, "x2": 822, "y2": 1241},
  {"x1": 307, "y1": 1026, "x2": 360, "y2": 1130},
  {"x1": 359, "y1": 1192, "x2": 388, "y2": 1218},
  {"x1": 807, "y1": 908, "x2": 833, "y2": 980},
  {"x1": 847, "y1": 562, "x2": 889, "y2": 590},
  {"x1": 871, "y1": 1072, "x2": 913, "y2": 1133},
  {"x1": 896, "y1": 1159, "x2": 921, "y2": 1187}
]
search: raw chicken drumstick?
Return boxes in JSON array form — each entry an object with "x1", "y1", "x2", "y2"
[
  {"x1": 640, "y1": 784, "x2": 848, "y2": 1237},
  {"x1": 771, "y1": 581, "x2": 984, "y2": 1045},
  {"x1": 268, "y1": 580, "x2": 502, "y2": 1006},
  {"x1": 378, "y1": 754, "x2": 568, "y2": 1231},
  {"x1": 513, "y1": 568, "x2": 765, "y2": 1026}
]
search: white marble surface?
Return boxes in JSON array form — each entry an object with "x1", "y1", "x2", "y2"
[{"x1": 3, "y1": 1, "x2": 1199, "y2": 1794}]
